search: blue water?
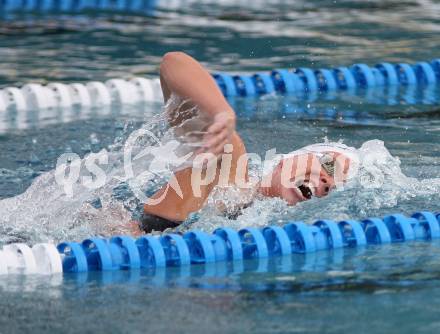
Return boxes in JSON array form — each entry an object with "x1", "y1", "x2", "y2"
[{"x1": 0, "y1": 1, "x2": 440, "y2": 333}]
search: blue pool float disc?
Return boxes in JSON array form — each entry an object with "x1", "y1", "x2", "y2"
[
  {"x1": 82, "y1": 238, "x2": 114, "y2": 271},
  {"x1": 98, "y1": 0, "x2": 125, "y2": 10},
  {"x1": 160, "y1": 234, "x2": 191, "y2": 266},
  {"x1": 395, "y1": 63, "x2": 417, "y2": 85},
  {"x1": 183, "y1": 230, "x2": 216, "y2": 264},
  {"x1": 375, "y1": 62, "x2": 399, "y2": 85},
  {"x1": 208, "y1": 234, "x2": 228, "y2": 262},
  {"x1": 383, "y1": 214, "x2": 415, "y2": 242},
  {"x1": 106, "y1": 239, "x2": 126, "y2": 270},
  {"x1": 1, "y1": 0, "x2": 23, "y2": 10},
  {"x1": 76, "y1": 0, "x2": 97, "y2": 10},
  {"x1": 271, "y1": 69, "x2": 291, "y2": 93},
  {"x1": 283, "y1": 221, "x2": 316, "y2": 253},
  {"x1": 115, "y1": 0, "x2": 128, "y2": 10},
  {"x1": 38, "y1": 0, "x2": 54, "y2": 11},
  {"x1": 238, "y1": 227, "x2": 269, "y2": 259},
  {"x1": 313, "y1": 220, "x2": 344, "y2": 249},
  {"x1": 262, "y1": 225, "x2": 292, "y2": 256},
  {"x1": 332, "y1": 67, "x2": 357, "y2": 89},
  {"x1": 295, "y1": 67, "x2": 318, "y2": 92},
  {"x1": 309, "y1": 225, "x2": 328, "y2": 250},
  {"x1": 23, "y1": 0, "x2": 38, "y2": 10},
  {"x1": 315, "y1": 68, "x2": 337, "y2": 91},
  {"x1": 408, "y1": 214, "x2": 433, "y2": 241},
  {"x1": 361, "y1": 218, "x2": 391, "y2": 244},
  {"x1": 401, "y1": 84, "x2": 417, "y2": 104},
  {"x1": 58, "y1": 0, "x2": 75, "y2": 11},
  {"x1": 129, "y1": 0, "x2": 144, "y2": 10},
  {"x1": 411, "y1": 211, "x2": 440, "y2": 240},
  {"x1": 371, "y1": 67, "x2": 385, "y2": 86},
  {"x1": 57, "y1": 242, "x2": 88, "y2": 273},
  {"x1": 413, "y1": 62, "x2": 437, "y2": 85},
  {"x1": 212, "y1": 74, "x2": 237, "y2": 97},
  {"x1": 135, "y1": 236, "x2": 166, "y2": 268},
  {"x1": 214, "y1": 227, "x2": 243, "y2": 261},
  {"x1": 109, "y1": 236, "x2": 141, "y2": 269},
  {"x1": 233, "y1": 75, "x2": 256, "y2": 96},
  {"x1": 351, "y1": 63, "x2": 376, "y2": 87},
  {"x1": 144, "y1": 0, "x2": 156, "y2": 15},
  {"x1": 252, "y1": 72, "x2": 275, "y2": 95},
  {"x1": 271, "y1": 69, "x2": 304, "y2": 93},
  {"x1": 432, "y1": 59, "x2": 440, "y2": 78},
  {"x1": 338, "y1": 220, "x2": 367, "y2": 247}
]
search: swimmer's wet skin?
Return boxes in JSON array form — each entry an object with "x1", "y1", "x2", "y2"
[{"x1": 136, "y1": 52, "x2": 356, "y2": 234}]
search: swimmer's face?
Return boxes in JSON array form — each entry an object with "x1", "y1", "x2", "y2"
[{"x1": 266, "y1": 151, "x2": 350, "y2": 205}]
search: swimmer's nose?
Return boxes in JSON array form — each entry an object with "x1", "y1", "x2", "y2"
[{"x1": 315, "y1": 174, "x2": 335, "y2": 197}]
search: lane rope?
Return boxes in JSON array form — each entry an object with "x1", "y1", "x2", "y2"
[
  {"x1": 0, "y1": 59, "x2": 438, "y2": 114},
  {"x1": 0, "y1": 211, "x2": 439, "y2": 275},
  {"x1": 0, "y1": 0, "x2": 157, "y2": 15}
]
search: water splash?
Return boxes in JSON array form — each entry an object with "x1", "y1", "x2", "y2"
[{"x1": 0, "y1": 109, "x2": 173, "y2": 245}]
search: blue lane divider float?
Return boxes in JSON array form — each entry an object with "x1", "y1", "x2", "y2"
[
  {"x1": 0, "y1": 0, "x2": 157, "y2": 15},
  {"x1": 57, "y1": 211, "x2": 440, "y2": 273},
  {"x1": 212, "y1": 59, "x2": 440, "y2": 97}
]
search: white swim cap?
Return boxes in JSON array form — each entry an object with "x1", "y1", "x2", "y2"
[{"x1": 286, "y1": 142, "x2": 360, "y2": 181}]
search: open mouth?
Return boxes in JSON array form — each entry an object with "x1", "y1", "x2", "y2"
[{"x1": 298, "y1": 184, "x2": 313, "y2": 199}]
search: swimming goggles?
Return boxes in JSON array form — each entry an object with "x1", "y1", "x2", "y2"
[{"x1": 317, "y1": 153, "x2": 336, "y2": 177}]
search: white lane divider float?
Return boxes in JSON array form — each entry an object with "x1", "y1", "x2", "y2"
[
  {"x1": 48, "y1": 83, "x2": 73, "y2": 108},
  {"x1": 0, "y1": 250, "x2": 8, "y2": 275},
  {"x1": 22, "y1": 83, "x2": 57, "y2": 110},
  {"x1": 0, "y1": 92, "x2": 6, "y2": 112},
  {"x1": 2, "y1": 243, "x2": 37, "y2": 274},
  {"x1": 86, "y1": 81, "x2": 112, "y2": 106},
  {"x1": 0, "y1": 77, "x2": 163, "y2": 113},
  {"x1": 151, "y1": 78, "x2": 163, "y2": 100},
  {"x1": 1, "y1": 87, "x2": 27, "y2": 111},
  {"x1": 69, "y1": 83, "x2": 92, "y2": 107},
  {"x1": 131, "y1": 77, "x2": 156, "y2": 102},
  {"x1": 32, "y1": 243, "x2": 63, "y2": 274},
  {"x1": 106, "y1": 79, "x2": 139, "y2": 104},
  {"x1": 0, "y1": 243, "x2": 63, "y2": 275}
]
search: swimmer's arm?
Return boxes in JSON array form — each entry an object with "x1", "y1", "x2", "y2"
[
  {"x1": 160, "y1": 51, "x2": 236, "y2": 156},
  {"x1": 139, "y1": 53, "x2": 247, "y2": 224},
  {"x1": 143, "y1": 132, "x2": 247, "y2": 222},
  {"x1": 160, "y1": 51, "x2": 233, "y2": 117}
]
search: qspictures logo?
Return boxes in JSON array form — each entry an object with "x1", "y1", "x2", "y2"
[
  {"x1": 55, "y1": 128, "x2": 192, "y2": 205},
  {"x1": 55, "y1": 129, "x2": 359, "y2": 205}
]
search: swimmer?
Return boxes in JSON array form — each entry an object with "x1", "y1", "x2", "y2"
[{"x1": 131, "y1": 52, "x2": 358, "y2": 234}]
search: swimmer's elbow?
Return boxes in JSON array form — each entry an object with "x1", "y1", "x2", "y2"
[{"x1": 160, "y1": 51, "x2": 191, "y2": 73}]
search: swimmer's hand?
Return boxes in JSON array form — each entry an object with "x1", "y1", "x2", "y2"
[{"x1": 201, "y1": 111, "x2": 236, "y2": 156}]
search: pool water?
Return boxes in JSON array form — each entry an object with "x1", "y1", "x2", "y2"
[{"x1": 0, "y1": 1, "x2": 440, "y2": 333}]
